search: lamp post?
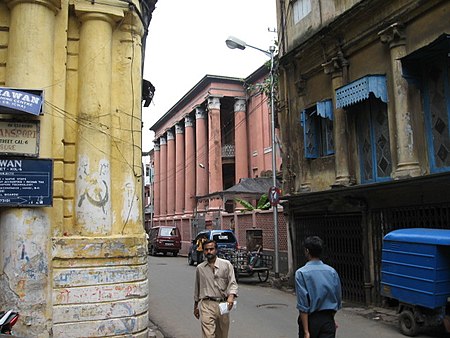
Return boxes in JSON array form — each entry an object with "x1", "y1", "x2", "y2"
[{"x1": 225, "y1": 36, "x2": 279, "y2": 278}]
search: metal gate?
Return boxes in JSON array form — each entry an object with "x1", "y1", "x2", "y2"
[
  {"x1": 294, "y1": 212, "x2": 365, "y2": 304},
  {"x1": 371, "y1": 203, "x2": 450, "y2": 304}
]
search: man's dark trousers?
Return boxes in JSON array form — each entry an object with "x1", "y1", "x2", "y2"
[{"x1": 298, "y1": 310, "x2": 336, "y2": 338}]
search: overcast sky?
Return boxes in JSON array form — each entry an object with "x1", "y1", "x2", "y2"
[{"x1": 142, "y1": 0, "x2": 277, "y2": 151}]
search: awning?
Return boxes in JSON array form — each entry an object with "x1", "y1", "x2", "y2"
[
  {"x1": 0, "y1": 88, "x2": 44, "y2": 116},
  {"x1": 336, "y1": 75, "x2": 388, "y2": 109},
  {"x1": 197, "y1": 177, "x2": 280, "y2": 202},
  {"x1": 402, "y1": 33, "x2": 449, "y2": 63},
  {"x1": 401, "y1": 33, "x2": 449, "y2": 83}
]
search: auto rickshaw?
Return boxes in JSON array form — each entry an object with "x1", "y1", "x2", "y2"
[{"x1": 381, "y1": 228, "x2": 450, "y2": 336}]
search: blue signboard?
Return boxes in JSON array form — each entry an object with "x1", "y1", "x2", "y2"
[
  {"x1": 0, "y1": 88, "x2": 43, "y2": 116},
  {"x1": 0, "y1": 158, "x2": 53, "y2": 206}
]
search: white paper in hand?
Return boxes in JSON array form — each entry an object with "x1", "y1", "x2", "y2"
[{"x1": 219, "y1": 301, "x2": 237, "y2": 315}]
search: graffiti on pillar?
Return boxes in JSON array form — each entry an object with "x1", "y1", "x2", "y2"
[
  {"x1": 77, "y1": 158, "x2": 110, "y2": 214},
  {"x1": 122, "y1": 180, "x2": 139, "y2": 222}
]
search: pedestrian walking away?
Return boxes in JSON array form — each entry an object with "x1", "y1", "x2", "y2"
[
  {"x1": 196, "y1": 235, "x2": 206, "y2": 264},
  {"x1": 295, "y1": 236, "x2": 342, "y2": 338},
  {"x1": 193, "y1": 240, "x2": 238, "y2": 338}
]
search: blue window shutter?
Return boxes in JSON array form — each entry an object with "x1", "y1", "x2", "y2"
[
  {"x1": 302, "y1": 109, "x2": 318, "y2": 158},
  {"x1": 324, "y1": 118, "x2": 334, "y2": 155}
]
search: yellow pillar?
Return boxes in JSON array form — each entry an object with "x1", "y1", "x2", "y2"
[
  {"x1": 3, "y1": 0, "x2": 60, "y2": 336},
  {"x1": 111, "y1": 14, "x2": 144, "y2": 235},
  {"x1": 52, "y1": 5, "x2": 149, "y2": 337},
  {"x1": 75, "y1": 10, "x2": 118, "y2": 235}
]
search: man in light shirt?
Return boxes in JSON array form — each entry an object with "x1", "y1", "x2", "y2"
[
  {"x1": 295, "y1": 236, "x2": 342, "y2": 338},
  {"x1": 193, "y1": 240, "x2": 238, "y2": 338}
]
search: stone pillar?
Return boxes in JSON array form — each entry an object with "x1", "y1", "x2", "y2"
[
  {"x1": 234, "y1": 98, "x2": 249, "y2": 183},
  {"x1": 207, "y1": 96, "x2": 223, "y2": 211},
  {"x1": 379, "y1": 23, "x2": 420, "y2": 178},
  {"x1": 175, "y1": 123, "x2": 185, "y2": 217},
  {"x1": 2, "y1": 0, "x2": 60, "y2": 335},
  {"x1": 75, "y1": 11, "x2": 121, "y2": 235},
  {"x1": 159, "y1": 135, "x2": 168, "y2": 218},
  {"x1": 153, "y1": 140, "x2": 161, "y2": 220},
  {"x1": 110, "y1": 14, "x2": 144, "y2": 235},
  {"x1": 184, "y1": 115, "x2": 196, "y2": 215},
  {"x1": 167, "y1": 129, "x2": 176, "y2": 218},
  {"x1": 323, "y1": 52, "x2": 353, "y2": 186},
  {"x1": 195, "y1": 107, "x2": 208, "y2": 212}
]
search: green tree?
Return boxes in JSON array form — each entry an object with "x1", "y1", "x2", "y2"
[{"x1": 234, "y1": 193, "x2": 270, "y2": 211}]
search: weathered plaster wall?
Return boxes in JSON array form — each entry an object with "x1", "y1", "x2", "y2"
[
  {"x1": 52, "y1": 236, "x2": 148, "y2": 337},
  {"x1": 0, "y1": 2, "x2": 8, "y2": 84},
  {"x1": 0, "y1": 210, "x2": 51, "y2": 337},
  {"x1": 0, "y1": 0, "x2": 151, "y2": 336},
  {"x1": 282, "y1": 0, "x2": 361, "y2": 54},
  {"x1": 279, "y1": 0, "x2": 450, "y2": 195}
]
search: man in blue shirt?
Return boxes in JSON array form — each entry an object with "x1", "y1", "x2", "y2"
[{"x1": 295, "y1": 236, "x2": 342, "y2": 338}]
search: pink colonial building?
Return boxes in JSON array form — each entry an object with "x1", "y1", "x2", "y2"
[{"x1": 150, "y1": 66, "x2": 287, "y2": 268}]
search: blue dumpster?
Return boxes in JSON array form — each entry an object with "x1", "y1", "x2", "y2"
[{"x1": 381, "y1": 228, "x2": 450, "y2": 336}]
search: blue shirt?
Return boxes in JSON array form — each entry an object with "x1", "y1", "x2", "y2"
[{"x1": 295, "y1": 260, "x2": 342, "y2": 313}]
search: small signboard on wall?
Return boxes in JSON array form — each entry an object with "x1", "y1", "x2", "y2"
[
  {"x1": 0, "y1": 120, "x2": 40, "y2": 157},
  {"x1": 0, "y1": 88, "x2": 44, "y2": 116},
  {"x1": 0, "y1": 158, "x2": 53, "y2": 207}
]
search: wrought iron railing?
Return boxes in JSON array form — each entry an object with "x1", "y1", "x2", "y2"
[{"x1": 222, "y1": 144, "x2": 235, "y2": 158}]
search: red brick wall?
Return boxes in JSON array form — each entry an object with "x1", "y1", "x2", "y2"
[
  {"x1": 254, "y1": 210, "x2": 287, "y2": 252},
  {"x1": 220, "y1": 209, "x2": 287, "y2": 253}
]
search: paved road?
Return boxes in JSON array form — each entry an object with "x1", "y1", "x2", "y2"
[{"x1": 147, "y1": 255, "x2": 443, "y2": 338}]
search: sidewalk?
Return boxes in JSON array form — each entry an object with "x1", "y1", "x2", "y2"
[{"x1": 148, "y1": 320, "x2": 164, "y2": 338}]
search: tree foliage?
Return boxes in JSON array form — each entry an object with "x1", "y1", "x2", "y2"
[{"x1": 235, "y1": 193, "x2": 270, "y2": 211}]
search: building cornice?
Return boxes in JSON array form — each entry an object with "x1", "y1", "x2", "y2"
[{"x1": 5, "y1": 0, "x2": 61, "y2": 13}]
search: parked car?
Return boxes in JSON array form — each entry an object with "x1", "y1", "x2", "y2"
[
  {"x1": 188, "y1": 229, "x2": 237, "y2": 265},
  {"x1": 148, "y1": 226, "x2": 181, "y2": 256}
]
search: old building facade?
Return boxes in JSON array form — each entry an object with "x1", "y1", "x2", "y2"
[
  {"x1": 150, "y1": 67, "x2": 289, "y2": 270},
  {"x1": 0, "y1": 0, "x2": 156, "y2": 336},
  {"x1": 276, "y1": 0, "x2": 450, "y2": 304}
]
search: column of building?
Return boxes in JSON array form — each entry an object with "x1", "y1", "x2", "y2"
[
  {"x1": 175, "y1": 123, "x2": 185, "y2": 217},
  {"x1": 196, "y1": 106, "x2": 208, "y2": 211},
  {"x1": 323, "y1": 51, "x2": 353, "y2": 186},
  {"x1": 167, "y1": 129, "x2": 176, "y2": 218},
  {"x1": 185, "y1": 115, "x2": 196, "y2": 215},
  {"x1": 75, "y1": 10, "x2": 118, "y2": 234},
  {"x1": 234, "y1": 98, "x2": 249, "y2": 182},
  {"x1": 64, "y1": 15, "x2": 80, "y2": 234},
  {"x1": 55, "y1": 7, "x2": 149, "y2": 337},
  {"x1": 159, "y1": 135, "x2": 168, "y2": 219},
  {"x1": 153, "y1": 140, "x2": 161, "y2": 221},
  {"x1": 207, "y1": 96, "x2": 223, "y2": 211},
  {"x1": 3, "y1": 0, "x2": 60, "y2": 334},
  {"x1": 111, "y1": 14, "x2": 145, "y2": 234},
  {"x1": 379, "y1": 23, "x2": 421, "y2": 178}
]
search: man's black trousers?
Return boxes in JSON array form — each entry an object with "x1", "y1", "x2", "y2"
[{"x1": 298, "y1": 310, "x2": 336, "y2": 338}]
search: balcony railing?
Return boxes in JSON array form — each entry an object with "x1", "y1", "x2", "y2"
[{"x1": 222, "y1": 144, "x2": 235, "y2": 158}]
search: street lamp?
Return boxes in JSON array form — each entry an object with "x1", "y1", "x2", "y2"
[{"x1": 225, "y1": 36, "x2": 279, "y2": 278}]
